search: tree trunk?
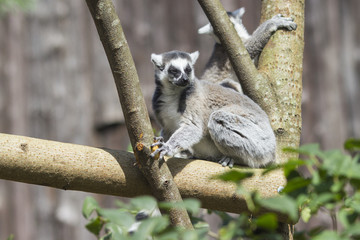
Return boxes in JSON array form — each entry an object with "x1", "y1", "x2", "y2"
[{"x1": 197, "y1": 0, "x2": 305, "y2": 239}]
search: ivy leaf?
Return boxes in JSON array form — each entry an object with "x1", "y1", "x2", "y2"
[
  {"x1": 213, "y1": 170, "x2": 253, "y2": 182},
  {"x1": 159, "y1": 198, "x2": 201, "y2": 214},
  {"x1": 300, "y1": 207, "x2": 311, "y2": 223},
  {"x1": 183, "y1": 198, "x2": 201, "y2": 215},
  {"x1": 98, "y1": 209, "x2": 134, "y2": 229},
  {"x1": 344, "y1": 138, "x2": 360, "y2": 151},
  {"x1": 284, "y1": 144, "x2": 321, "y2": 156},
  {"x1": 130, "y1": 196, "x2": 157, "y2": 212},
  {"x1": 256, "y1": 196, "x2": 298, "y2": 222},
  {"x1": 103, "y1": 222, "x2": 126, "y2": 240},
  {"x1": 85, "y1": 216, "x2": 104, "y2": 236},
  {"x1": 255, "y1": 213, "x2": 278, "y2": 231},
  {"x1": 312, "y1": 230, "x2": 343, "y2": 240},
  {"x1": 82, "y1": 196, "x2": 100, "y2": 219},
  {"x1": 182, "y1": 230, "x2": 199, "y2": 240},
  {"x1": 132, "y1": 216, "x2": 170, "y2": 239},
  {"x1": 282, "y1": 177, "x2": 311, "y2": 194}
]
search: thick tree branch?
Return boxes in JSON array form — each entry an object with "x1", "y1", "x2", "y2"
[
  {"x1": 0, "y1": 133, "x2": 289, "y2": 222},
  {"x1": 85, "y1": 0, "x2": 192, "y2": 228},
  {"x1": 197, "y1": 0, "x2": 277, "y2": 116}
]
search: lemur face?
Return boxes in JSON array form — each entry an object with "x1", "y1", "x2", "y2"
[{"x1": 151, "y1": 51, "x2": 199, "y2": 87}]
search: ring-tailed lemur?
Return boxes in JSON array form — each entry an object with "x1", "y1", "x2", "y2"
[
  {"x1": 199, "y1": 8, "x2": 297, "y2": 86},
  {"x1": 150, "y1": 51, "x2": 276, "y2": 168}
]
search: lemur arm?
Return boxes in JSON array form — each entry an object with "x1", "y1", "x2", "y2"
[
  {"x1": 151, "y1": 123, "x2": 203, "y2": 160},
  {"x1": 245, "y1": 14, "x2": 297, "y2": 60}
]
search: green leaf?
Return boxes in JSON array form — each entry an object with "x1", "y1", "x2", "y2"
[
  {"x1": 130, "y1": 196, "x2": 157, "y2": 212},
  {"x1": 218, "y1": 221, "x2": 238, "y2": 240},
  {"x1": 82, "y1": 196, "x2": 100, "y2": 219},
  {"x1": 98, "y1": 209, "x2": 134, "y2": 228},
  {"x1": 255, "y1": 213, "x2": 278, "y2": 231},
  {"x1": 159, "y1": 198, "x2": 201, "y2": 215},
  {"x1": 343, "y1": 222, "x2": 360, "y2": 237},
  {"x1": 104, "y1": 222, "x2": 126, "y2": 240},
  {"x1": 330, "y1": 179, "x2": 346, "y2": 193},
  {"x1": 213, "y1": 170, "x2": 253, "y2": 182},
  {"x1": 183, "y1": 198, "x2": 201, "y2": 215},
  {"x1": 155, "y1": 232, "x2": 180, "y2": 240},
  {"x1": 282, "y1": 177, "x2": 311, "y2": 193},
  {"x1": 300, "y1": 207, "x2": 311, "y2": 223},
  {"x1": 132, "y1": 216, "x2": 170, "y2": 239},
  {"x1": 256, "y1": 196, "x2": 298, "y2": 221},
  {"x1": 85, "y1": 216, "x2": 104, "y2": 236},
  {"x1": 312, "y1": 230, "x2": 342, "y2": 240},
  {"x1": 282, "y1": 159, "x2": 307, "y2": 177},
  {"x1": 193, "y1": 221, "x2": 209, "y2": 230},
  {"x1": 344, "y1": 138, "x2": 360, "y2": 151},
  {"x1": 182, "y1": 230, "x2": 199, "y2": 240},
  {"x1": 284, "y1": 144, "x2": 321, "y2": 156}
]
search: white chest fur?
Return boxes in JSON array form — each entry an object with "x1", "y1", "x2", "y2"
[{"x1": 158, "y1": 93, "x2": 182, "y2": 134}]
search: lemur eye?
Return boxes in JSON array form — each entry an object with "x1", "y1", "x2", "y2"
[
  {"x1": 185, "y1": 65, "x2": 192, "y2": 74},
  {"x1": 168, "y1": 66, "x2": 180, "y2": 76}
]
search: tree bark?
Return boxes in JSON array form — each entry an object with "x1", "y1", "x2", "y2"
[
  {"x1": 258, "y1": 0, "x2": 305, "y2": 165},
  {"x1": 85, "y1": 0, "x2": 192, "y2": 229},
  {"x1": 0, "y1": 133, "x2": 289, "y2": 222}
]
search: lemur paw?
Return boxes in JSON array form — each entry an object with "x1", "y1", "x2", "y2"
[
  {"x1": 153, "y1": 136, "x2": 164, "y2": 143},
  {"x1": 150, "y1": 141, "x2": 174, "y2": 160},
  {"x1": 272, "y1": 14, "x2": 297, "y2": 31},
  {"x1": 218, "y1": 157, "x2": 234, "y2": 168}
]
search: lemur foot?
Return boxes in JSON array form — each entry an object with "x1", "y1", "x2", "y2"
[
  {"x1": 218, "y1": 157, "x2": 234, "y2": 168},
  {"x1": 272, "y1": 14, "x2": 297, "y2": 31}
]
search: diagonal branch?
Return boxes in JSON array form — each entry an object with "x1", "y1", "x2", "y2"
[
  {"x1": 197, "y1": 0, "x2": 278, "y2": 116},
  {"x1": 85, "y1": 0, "x2": 192, "y2": 228}
]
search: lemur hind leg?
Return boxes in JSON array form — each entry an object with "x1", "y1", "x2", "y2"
[{"x1": 208, "y1": 108, "x2": 275, "y2": 168}]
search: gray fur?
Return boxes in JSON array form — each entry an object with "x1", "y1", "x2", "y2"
[
  {"x1": 199, "y1": 8, "x2": 297, "y2": 85},
  {"x1": 151, "y1": 51, "x2": 276, "y2": 168}
]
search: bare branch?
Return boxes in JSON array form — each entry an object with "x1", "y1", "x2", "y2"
[{"x1": 85, "y1": 0, "x2": 192, "y2": 228}]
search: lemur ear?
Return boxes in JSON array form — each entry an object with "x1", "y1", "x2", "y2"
[
  {"x1": 233, "y1": 7, "x2": 245, "y2": 20},
  {"x1": 198, "y1": 23, "x2": 213, "y2": 35},
  {"x1": 190, "y1": 51, "x2": 199, "y2": 64},
  {"x1": 151, "y1": 53, "x2": 164, "y2": 70}
]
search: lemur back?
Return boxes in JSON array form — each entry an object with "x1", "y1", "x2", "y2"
[{"x1": 151, "y1": 51, "x2": 276, "y2": 168}]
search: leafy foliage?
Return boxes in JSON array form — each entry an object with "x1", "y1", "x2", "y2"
[
  {"x1": 83, "y1": 139, "x2": 360, "y2": 239},
  {"x1": 82, "y1": 196, "x2": 206, "y2": 240}
]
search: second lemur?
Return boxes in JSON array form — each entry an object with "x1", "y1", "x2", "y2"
[
  {"x1": 151, "y1": 51, "x2": 276, "y2": 168},
  {"x1": 198, "y1": 8, "x2": 297, "y2": 86}
]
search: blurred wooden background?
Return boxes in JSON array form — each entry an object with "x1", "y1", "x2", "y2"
[{"x1": 0, "y1": 0, "x2": 359, "y2": 239}]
